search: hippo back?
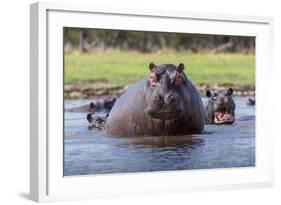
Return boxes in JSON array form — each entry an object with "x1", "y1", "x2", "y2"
[{"x1": 105, "y1": 80, "x2": 152, "y2": 136}]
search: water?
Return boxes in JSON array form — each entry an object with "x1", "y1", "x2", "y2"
[{"x1": 64, "y1": 97, "x2": 255, "y2": 176}]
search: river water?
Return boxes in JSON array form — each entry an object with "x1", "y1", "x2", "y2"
[{"x1": 64, "y1": 97, "x2": 255, "y2": 176}]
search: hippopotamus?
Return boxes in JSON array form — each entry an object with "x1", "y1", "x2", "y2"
[
  {"x1": 247, "y1": 98, "x2": 255, "y2": 106},
  {"x1": 87, "y1": 113, "x2": 108, "y2": 130},
  {"x1": 105, "y1": 63, "x2": 205, "y2": 137},
  {"x1": 65, "y1": 98, "x2": 116, "y2": 113},
  {"x1": 205, "y1": 88, "x2": 236, "y2": 124}
]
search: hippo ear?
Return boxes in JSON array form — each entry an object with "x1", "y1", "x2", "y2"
[
  {"x1": 149, "y1": 63, "x2": 156, "y2": 72},
  {"x1": 89, "y1": 102, "x2": 95, "y2": 109},
  {"x1": 227, "y1": 88, "x2": 233, "y2": 96},
  {"x1": 87, "y1": 113, "x2": 93, "y2": 122},
  {"x1": 206, "y1": 90, "x2": 212, "y2": 98},
  {"x1": 177, "y1": 63, "x2": 185, "y2": 73}
]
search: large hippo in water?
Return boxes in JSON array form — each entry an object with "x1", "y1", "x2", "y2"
[
  {"x1": 105, "y1": 63, "x2": 205, "y2": 137},
  {"x1": 205, "y1": 88, "x2": 236, "y2": 124}
]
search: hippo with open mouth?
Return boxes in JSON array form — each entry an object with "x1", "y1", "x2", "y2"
[
  {"x1": 105, "y1": 63, "x2": 205, "y2": 137},
  {"x1": 205, "y1": 88, "x2": 235, "y2": 124}
]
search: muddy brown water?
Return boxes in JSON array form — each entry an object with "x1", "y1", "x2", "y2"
[{"x1": 64, "y1": 97, "x2": 255, "y2": 176}]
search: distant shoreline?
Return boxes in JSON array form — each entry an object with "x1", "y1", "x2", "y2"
[{"x1": 64, "y1": 83, "x2": 255, "y2": 100}]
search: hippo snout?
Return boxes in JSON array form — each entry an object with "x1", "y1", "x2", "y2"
[
  {"x1": 214, "y1": 96, "x2": 231, "y2": 108},
  {"x1": 153, "y1": 93, "x2": 175, "y2": 107},
  {"x1": 164, "y1": 93, "x2": 175, "y2": 105},
  {"x1": 145, "y1": 96, "x2": 183, "y2": 120},
  {"x1": 153, "y1": 95, "x2": 164, "y2": 107}
]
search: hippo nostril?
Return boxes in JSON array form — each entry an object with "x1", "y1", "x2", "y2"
[
  {"x1": 154, "y1": 95, "x2": 164, "y2": 105},
  {"x1": 167, "y1": 94, "x2": 172, "y2": 99},
  {"x1": 164, "y1": 94, "x2": 174, "y2": 104},
  {"x1": 217, "y1": 98, "x2": 224, "y2": 104}
]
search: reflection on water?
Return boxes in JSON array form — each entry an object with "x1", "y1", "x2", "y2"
[
  {"x1": 64, "y1": 97, "x2": 255, "y2": 176},
  {"x1": 120, "y1": 136, "x2": 204, "y2": 148}
]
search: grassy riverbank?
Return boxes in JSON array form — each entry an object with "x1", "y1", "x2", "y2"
[{"x1": 64, "y1": 51, "x2": 255, "y2": 87}]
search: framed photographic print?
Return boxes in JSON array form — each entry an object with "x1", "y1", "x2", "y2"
[{"x1": 30, "y1": 2, "x2": 274, "y2": 202}]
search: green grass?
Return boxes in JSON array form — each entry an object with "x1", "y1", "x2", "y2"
[{"x1": 64, "y1": 51, "x2": 255, "y2": 87}]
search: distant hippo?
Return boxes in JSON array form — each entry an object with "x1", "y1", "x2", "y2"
[
  {"x1": 205, "y1": 88, "x2": 235, "y2": 124},
  {"x1": 105, "y1": 63, "x2": 205, "y2": 137},
  {"x1": 65, "y1": 98, "x2": 116, "y2": 113},
  {"x1": 247, "y1": 98, "x2": 255, "y2": 106}
]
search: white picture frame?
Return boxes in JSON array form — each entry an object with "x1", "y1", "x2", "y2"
[{"x1": 30, "y1": 1, "x2": 274, "y2": 202}]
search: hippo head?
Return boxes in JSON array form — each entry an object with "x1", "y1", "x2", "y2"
[
  {"x1": 206, "y1": 88, "x2": 235, "y2": 124},
  {"x1": 89, "y1": 102, "x2": 96, "y2": 113},
  {"x1": 103, "y1": 97, "x2": 116, "y2": 110},
  {"x1": 144, "y1": 63, "x2": 186, "y2": 120}
]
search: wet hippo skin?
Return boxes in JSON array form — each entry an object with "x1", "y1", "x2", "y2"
[{"x1": 105, "y1": 63, "x2": 205, "y2": 137}]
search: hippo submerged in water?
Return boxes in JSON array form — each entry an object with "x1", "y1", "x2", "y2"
[
  {"x1": 65, "y1": 98, "x2": 116, "y2": 113},
  {"x1": 87, "y1": 113, "x2": 108, "y2": 130},
  {"x1": 247, "y1": 98, "x2": 255, "y2": 106},
  {"x1": 105, "y1": 63, "x2": 205, "y2": 137},
  {"x1": 205, "y1": 88, "x2": 235, "y2": 124}
]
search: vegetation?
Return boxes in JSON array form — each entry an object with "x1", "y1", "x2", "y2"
[
  {"x1": 64, "y1": 28, "x2": 255, "y2": 53},
  {"x1": 64, "y1": 28, "x2": 255, "y2": 99},
  {"x1": 64, "y1": 51, "x2": 255, "y2": 87}
]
